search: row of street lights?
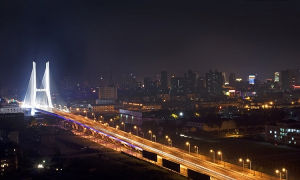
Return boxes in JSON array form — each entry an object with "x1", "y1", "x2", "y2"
[
  {"x1": 275, "y1": 168, "x2": 288, "y2": 180},
  {"x1": 148, "y1": 130, "x2": 157, "y2": 142},
  {"x1": 238, "y1": 158, "x2": 251, "y2": 171},
  {"x1": 185, "y1": 142, "x2": 199, "y2": 155},
  {"x1": 209, "y1": 149, "x2": 222, "y2": 163},
  {"x1": 71, "y1": 110, "x2": 290, "y2": 179},
  {"x1": 165, "y1": 136, "x2": 172, "y2": 147}
]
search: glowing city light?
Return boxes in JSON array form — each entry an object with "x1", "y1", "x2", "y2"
[{"x1": 22, "y1": 61, "x2": 53, "y2": 109}]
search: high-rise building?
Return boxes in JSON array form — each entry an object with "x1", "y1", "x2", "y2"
[
  {"x1": 186, "y1": 70, "x2": 196, "y2": 93},
  {"x1": 170, "y1": 76, "x2": 186, "y2": 95},
  {"x1": 229, "y1": 73, "x2": 236, "y2": 87},
  {"x1": 144, "y1": 77, "x2": 158, "y2": 95},
  {"x1": 160, "y1": 71, "x2": 168, "y2": 91},
  {"x1": 119, "y1": 73, "x2": 137, "y2": 90},
  {"x1": 281, "y1": 69, "x2": 300, "y2": 91},
  {"x1": 98, "y1": 86, "x2": 117, "y2": 100},
  {"x1": 96, "y1": 86, "x2": 118, "y2": 105},
  {"x1": 274, "y1": 72, "x2": 280, "y2": 82},
  {"x1": 196, "y1": 76, "x2": 206, "y2": 94},
  {"x1": 222, "y1": 72, "x2": 227, "y2": 85},
  {"x1": 205, "y1": 70, "x2": 224, "y2": 96},
  {"x1": 144, "y1": 77, "x2": 154, "y2": 90},
  {"x1": 248, "y1": 75, "x2": 256, "y2": 85}
]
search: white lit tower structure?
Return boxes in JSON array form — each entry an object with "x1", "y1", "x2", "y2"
[{"x1": 23, "y1": 61, "x2": 53, "y2": 108}]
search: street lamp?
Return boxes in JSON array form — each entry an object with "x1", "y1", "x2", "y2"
[
  {"x1": 194, "y1": 146, "x2": 199, "y2": 154},
  {"x1": 148, "y1": 130, "x2": 152, "y2": 141},
  {"x1": 168, "y1": 138, "x2": 172, "y2": 147},
  {"x1": 210, "y1": 149, "x2": 215, "y2": 163},
  {"x1": 140, "y1": 131, "x2": 144, "y2": 138},
  {"x1": 121, "y1": 122, "x2": 125, "y2": 131},
  {"x1": 83, "y1": 110, "x2": 87, "y2": 118},
  {"x1": 282, "y1": 168, "x2": 288, "y2": 180},
  {"x1": 246, "y1": 158, "x2": 252, "y2": 171},
  {"x1": 116, "y1": 125, "x2": 119, "y2": 129},
  {"x1": 217, "y1": 151, "x2": 223, "y2": 161},
  {"x1": 275, "y1": 169, "x2": 282, "y2": 180},
  {"x1": 134, "y1": 125, "x2": 138, "y2": 135},
  {"x1": 165, "y1": 135, "x2": 169, "y2": 145},
  {"x1": 109, "y1": 118, "x2": 114, "y2": 126},
  {"x1": 239, "y1": 158, "x2": 244, "y2": 170},
  {"x1": 153, "y1": 134, "x2": 156, "y2": 142},
  {"x1": 186, "y1": 142, "x2": 190, "y2": 154}
]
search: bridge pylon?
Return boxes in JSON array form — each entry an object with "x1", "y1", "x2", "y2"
[{"x1": 23, "y1": 61, "x2": 53, "y2": 108}]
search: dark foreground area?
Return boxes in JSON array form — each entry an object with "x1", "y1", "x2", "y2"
[{"x1": 2, "y1": 116, "x2": 186, "y2": 180}]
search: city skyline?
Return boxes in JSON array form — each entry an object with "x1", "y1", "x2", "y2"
[
  {"x1": 1, "y1": 1, "x2": 300, "y2": 179},
  {"x1": 1, "y1": 0, "x2": 300, "y2": 88}
]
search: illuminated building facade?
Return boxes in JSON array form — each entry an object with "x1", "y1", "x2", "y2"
[
  {"x1": 248, "y1": 75, "x2": 255, "y2": 85},
  {"x1": 274, "y1": 72, "x2": 280, "y2": 82},
  {"x1": 266, "y1": 123, "x2": 300, "y2": 146}
]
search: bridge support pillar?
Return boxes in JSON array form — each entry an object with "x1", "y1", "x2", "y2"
[
  {"x1": 157, "y1": 155, "x2": 162, "y2": 166},
  {"x1": 180, "y1": 165, "x2": 188, "y2": 177}
]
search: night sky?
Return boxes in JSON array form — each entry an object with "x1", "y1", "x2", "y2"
[{"x1": 0, "y1": 0, "x2": 300, "y2": 88}]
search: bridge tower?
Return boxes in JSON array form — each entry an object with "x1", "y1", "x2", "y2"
[{"x1": 23, "y1": 61, "x2": 53, "y2": 108}]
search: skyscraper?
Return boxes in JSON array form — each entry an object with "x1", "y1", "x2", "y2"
[
  {"x1": 248, "y1": 75, "x2": 255, "y2": 85},
  {"x1": 274, "y1": 72, "x2": 280, "y2": 82},
  {"x1": 160, "y1": 71, "x2": 168, "y2": 91},
  {"x1": 186, "y1": 70, "x2": 196, "y2": 93},
  {"x1": 281, "y1": 69, "x2": 300, "y2": 91},
  {"x1": 119, "y1": 73, "x2": 137, "y2": 90},
  {"x1": 205, "y1": 70, "x2": 224, "y2": 96},
  {"x1": 170, "y1": 76, "x2": 185, "y2": 95},
  {"x1": 229, "y1": 73, "x2": 236, "y2": 87}
]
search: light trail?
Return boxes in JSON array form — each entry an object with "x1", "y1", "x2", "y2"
[
  {"x1": 37, "y1": 109, "x2": 143, "y2": 151},
  {"x1": 93, "y1": 125, "x2": 235, "y2": 180},
  {"x1": 38, "y1": 109, "x2": 270, "y2": 180}
]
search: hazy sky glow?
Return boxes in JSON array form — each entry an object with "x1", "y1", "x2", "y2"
[{"x1": 0, "y1": 0, "x2": 299, "y2": 88}]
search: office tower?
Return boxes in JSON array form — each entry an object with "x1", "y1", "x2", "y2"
[
  {"x1": 205, "y1": 70, "x2": 224, "y2": 96},
  {"x1": 248, "y1": 75, "x2": 256, "y2": 85},
  {"x1": 160, "y1": 71, "x2": 168, "y2": 90},
  {"x1": 274, "y1": 72, "x2": 280, "y2": 82}
]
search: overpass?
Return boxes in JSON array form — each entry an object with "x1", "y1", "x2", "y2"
[{"x1": 37, "y1": 108, "x2": 276, "y2": 180}]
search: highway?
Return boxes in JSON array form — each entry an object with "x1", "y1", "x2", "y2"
[{"x1": 50, "y1": 109, "x2": 275, "y2": 180}]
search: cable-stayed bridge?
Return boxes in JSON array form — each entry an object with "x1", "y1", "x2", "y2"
[
  {"x1": 21, "y1": 62, "x2": 275, "y2": 180},
  {"x1": 22, "y1": 61, "x2": 53, "y2": 109}
]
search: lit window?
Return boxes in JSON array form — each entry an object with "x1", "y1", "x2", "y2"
[
  {"x1": 274, "y1": 131, "x2": 277, "y2": 134},
  {"x1": 294, "y1": 142, "x2": 296, "y2": 145},
  {"x1": 289, "y1": 141, "x2": 291, "y2": 144},
  {"x1": 270, "y1": 130, "x2": 272, "y2": 134},
  {"x1": 274, "y1": 135, "x2": 277, "y2": 138},
  {"x1": 292, "y1": 137, "x2": 294, "y2": 140}
]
